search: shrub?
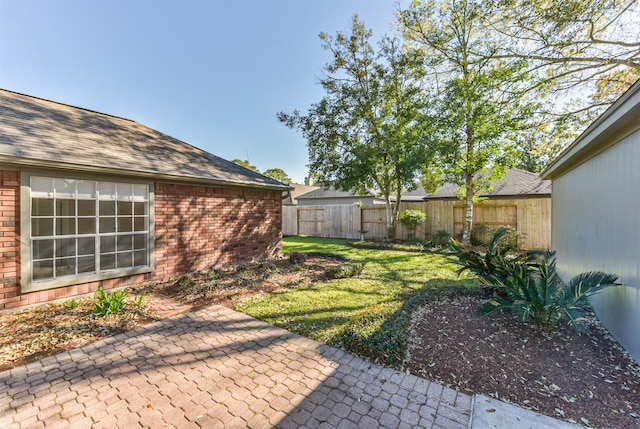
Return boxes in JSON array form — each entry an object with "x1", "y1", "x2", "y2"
[
  {"x1": 398, "y1": 209, "x2": 427, "y2": 239},
  {"x1": 325, "y1": 262, "x2": 364, "y2": 279},
  {"x1": 453, "y1": 228, "x2": 619, "y2": 332},
  {"x1": 434, "y1": 229, "x2": 451, "y2": 247},
  {"x1": 288, "y1": 251, "x2": 307, "y2": 265},
  {"x1": 93, "y1": 287, "x2": 127, "y2": 317}
]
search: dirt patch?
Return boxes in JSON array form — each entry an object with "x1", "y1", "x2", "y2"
[{"x1": 403, "y1": 295, "x2": 640, "y2": 429}]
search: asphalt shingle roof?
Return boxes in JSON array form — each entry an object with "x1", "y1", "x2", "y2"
[
  {"x1": 423, "y1": 169, "x2": 551, "y2": 200},
  {"x1": 0, "y1": 89, "x2": 287, "y2": 190}
]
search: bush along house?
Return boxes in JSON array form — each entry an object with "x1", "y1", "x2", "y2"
[{"x1": 0, "y1": 88, "x2": 290, "y2": 310}]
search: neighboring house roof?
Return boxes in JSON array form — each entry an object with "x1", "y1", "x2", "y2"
[
  {"x1": 296, "y1": 186, "x2": 377, "y2": 200},
  {"x1": 282, "y1": 182, "x2": 321, "y2": 204},
  {"x1": 0, "y1": 89, "x2": 289, "y2": 190},
  {"x1": 542, "y1": 78, "x2": 640, "y2": 180},
  {"x1": 422, "y1": 169, "x2": 551, "y2": 200}
]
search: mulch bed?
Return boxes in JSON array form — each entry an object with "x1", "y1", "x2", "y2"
[
  {"x1": 403, "y1": 295, "x2": 640, "y2": 429},
  {"x1": 0, "y1": 255, "x2": 638, "y2": 429}
]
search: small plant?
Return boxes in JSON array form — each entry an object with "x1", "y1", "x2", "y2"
[
  {"x1": 288, "y1": 251, "x2": 307, "y2": 265},
  {"x1": 325, "y1": 262, "x2": 364, "y2": 279},
  {"x1": 470, "y1": 223, "x2": 490, "y2": 246},
  {"x1": 93, "y1": 287, "x2": 127, "y2": 317},
  {"x1": 398, "y1": 210, "x2": 427, "y2": 239},
  {"x1": 132, "y1": 293, "x2": 146, "y2": 309},
  {"x1": 62, "y1": 298, "x2": 79, "y2": 309},
  {"x1": 453, "y1": 228, "x2": 620, "y2": 332},
  {"x1": 434, "y1": 229, "x2": 451, "y2": 247}
]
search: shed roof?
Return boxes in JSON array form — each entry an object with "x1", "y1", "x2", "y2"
[
  {"x1": 541, "y1": 78, "x2": 640, "y2": 180},
  {"x1": 0, "y1": 89, "x2": 288, "y2": 190},
  {"x1": 423, "y1": 169, "x2": 551, "y2": 200}
]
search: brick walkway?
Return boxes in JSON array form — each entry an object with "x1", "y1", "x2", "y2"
[{"x1": 0, "y1": 304, "x2": 472, "y2": 428}]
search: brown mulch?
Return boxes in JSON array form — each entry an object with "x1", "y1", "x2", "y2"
[
  {"x1": 1, "y1": 255, "x2": 638, "y2": 429},
  {"x1": 403, "y1": 295, "x2": 640, "y2": 429},
  {"x1": 0, "y1": 255, "x2": 334, "y2": 372}
]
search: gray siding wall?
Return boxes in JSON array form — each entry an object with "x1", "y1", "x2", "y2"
[{"x1": 552, "y1": 129, "x2": 640, "y2": 362}]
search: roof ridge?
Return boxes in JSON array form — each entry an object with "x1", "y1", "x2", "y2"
[{"x1": 0, "y1": 88, "x2": 136, "y2": 123}]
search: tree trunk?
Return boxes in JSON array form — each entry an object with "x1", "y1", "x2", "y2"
[
  {"x1": 384, "y1": 196, "x2": 395, "y2": 241},
  {"x1": 462, "y1": 175, "x2": 474, "y2": 245}
]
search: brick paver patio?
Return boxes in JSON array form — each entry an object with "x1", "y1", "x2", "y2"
[{"x1": 0, "y1": 305, "x2": 472, "y2": 428}]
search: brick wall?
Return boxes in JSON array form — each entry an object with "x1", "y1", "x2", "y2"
[
  {"x1": 154, "y1": 182, "x2": 282, "y2": 278},
  {"x1": 0, "y1": 170, "x2": 20, "y2": 308},
  {"x1": 0, "y1": 172, "x2": 283, "y2": 310}
]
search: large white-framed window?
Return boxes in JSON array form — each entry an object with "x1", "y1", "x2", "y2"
[{"x1": 21, "y1": 173, "x2": 154, "y2": 292}]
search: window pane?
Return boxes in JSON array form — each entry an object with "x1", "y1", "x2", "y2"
[
  {"x1": 117, "y1": 252, "x2": 132, "y2": 268},
  {"x1": 117, "y1": 183, "x2": 132, "y2": 200},
  {"x1": 78, "y1": 237, "x2": 95, "y2": 255},
  {"x1": 76, "y1": 181, "x2": 95, "y2": 199},
  {"x1": 133, "y1": 250, "x2": 147, "y2": 266},
  {"x1": 56, "y1": 218, "x2": 76, "y2": 235},
  {"x1": 99, "y1": 217, "x2": 116, "y2": 233},
  {"x1": 78, "y1": 200, "x2": 96, "y2": 216},
  {"x1": 33, "y1": 260, "x2": 54, "y2": 280},
  {"x1": 99, "y1": 182, "x2": 116, "y2": 200},
  {"x1": 100, "y1": 236, "x2": 116, "y2": 253},
  {"x1": 56, "y1": 199, "x2": 75, "y2": 216},
  {"x1": 78, "y1": 218, "x2": 95, "y2": 235},
  {"x1": 33, "y1": 239, "x2": 54, "y2": 259},
  {"x1": 54, "y1": 179, "x2": 75, "y2": 198},
  {"x1": 117, "y1": 217, "x2": 132, "y2": 232},
  {"x1": 55, "y1": 258, "x2": 76, "y2": 277},
  {"x1": 77, "y1": 256, "x2": 95, "y2": 274},
  {"x1": 117, "y1": 235, "x2": 133, "y2": 251},
  {"x1": 133, "y1": 184, "x2": 148, "y2": 201},
  {"x1": 100, "y1": 253, "x2": 116, "y2": 270},
  {"x1": 133, "y1": 234, "x2": 147, "y2": 250},
  {"x1": 134, "y1": 202, "x2": 146, "y2": 215},
  {"x1": 31, "y1": 177, "x2": 54, "y2": 197},
  {"x1": 133, "y1": 217, "x2": 146, "y2": 231},
  {"x1": 99, "y1": 200, "x2": 115, "y2": 216},
  {"x1": 32, "y1": 199, "x2": 54, "y2": 216},
  {"x1": 32, "y1": 218, "x2": 54, "y2": 237},
  {"x1": 56, "y1": 238, "x2": 75, "y2": 257},
  {"x1": 117, "y1": 201, "x2": 132, "y2": 215}
]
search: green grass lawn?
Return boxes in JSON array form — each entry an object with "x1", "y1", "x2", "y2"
[{"x1": 236, "y1": 236, "x2": 479, "y2": 367}]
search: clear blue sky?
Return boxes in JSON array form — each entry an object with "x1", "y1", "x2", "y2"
[{"x1": 0, "y1": 0, "x2": 399, "y2": 183}]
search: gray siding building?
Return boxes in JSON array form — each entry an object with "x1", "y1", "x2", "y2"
[{"x1": 542, "y1": 79, "x2": 640, "y2": 363}]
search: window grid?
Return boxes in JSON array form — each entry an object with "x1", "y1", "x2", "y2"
[{"x1": 30, "y1": 178, "x2": 149, "y2": 282}]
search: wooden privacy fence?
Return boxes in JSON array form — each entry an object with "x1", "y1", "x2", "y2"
[{"x1": 283, "y1": 197, "x2": 551, "y2": 249}]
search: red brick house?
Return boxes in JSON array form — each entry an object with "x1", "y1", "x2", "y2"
[{"x1": 0, "y1": 89, "x2": 289, "y2": 310}]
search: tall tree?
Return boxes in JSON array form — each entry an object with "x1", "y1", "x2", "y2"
[
  {"x1": 487, "y1": 0, "x2": 640, "y2": 167},
  {"x1": 230, "y1": 159, "x2": 260, "y2": 173},
  {"x1": 263, "y1": 168, "x2": 292, "y2": 184},
  {"x1": 399, "y1": 0, "x2": 537, "y2": 244},
  {"x1": 278, "y1": 15, "x2": 428, "y2": 239}
]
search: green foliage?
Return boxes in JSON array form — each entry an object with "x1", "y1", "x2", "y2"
[
  {"x1": 262, "y1": 168, "x2": 292, "y2": 184},
  {"x1": 434, "y1": 229, "x2": 451, "y2": 246},
  {"x1": 453, "y1": 228, "x2": 619, "y2": 332},
  {"x1": 62, "y1": 298, "x2": 79, "y2": 309},
  {"x1": 278, "y1": 15, "x2": 430, "y2": 240},
  {"x1": 93, "y1": 287, "x2": 127, "y2": 317},
  {"x1": 325, "y1": 262, "x2": 364, "y2": 279},
  {"x1": 398, "y1": 209, "x2": 427, "y2": 229},
  {"x1": 230, "y1": 159, "x2": 260, "y2": 173}
]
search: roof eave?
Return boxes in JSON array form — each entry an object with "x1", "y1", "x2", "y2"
[{"x1": 0, "y1": 155, "x2": 292, "y2": 191}]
